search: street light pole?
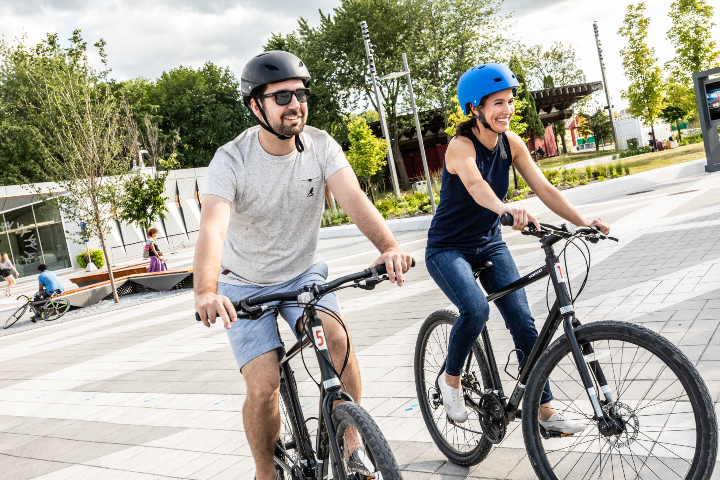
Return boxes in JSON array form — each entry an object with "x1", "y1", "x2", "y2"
[
  {"x1": 360, "y1": 21, "x2": 401, "y2": 197},
  {"x1": 593, "y1": 21, "x2": 619, "y2": 153},
  {"x1": 401, "y1": 54, "x2": 435, "y2": 213}
]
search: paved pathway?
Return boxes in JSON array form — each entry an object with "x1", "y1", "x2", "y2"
[{"x1": 0, "y1": 172, "x2": 720, "y2": 479}]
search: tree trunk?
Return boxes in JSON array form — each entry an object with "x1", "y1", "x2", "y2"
[
  {"x1": 95, "y1": 215, "x2": 119, "y2": 303},
  {"x1": 677, "y1": 119, "x2": 683, "y2": 140},
  {"x1": 650, "y1": 122, "x2": 657, "y2": 152},
  {"x1": 560, "y1": 129, "x2": 568, "y2": 154},
  {"x1": 388, "y1": 119, "x2": 410, "y2": 191}
]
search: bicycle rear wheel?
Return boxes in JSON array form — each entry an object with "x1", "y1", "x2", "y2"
[
  {"x1": 522, "y1": 321, "x2": 717, "y2": 480},
  {"x1": 41, "y1": 298, "x2": 70, "y2": 321},
  {"x1": 414, "y1": 309, "x2": 494, "y2": 466},
  {"x1": 4, "y1": 304, "x2": 27, "y2": 329},
  {"x1": 325, "y1": 402, "x2": 402, "y2": 479}
]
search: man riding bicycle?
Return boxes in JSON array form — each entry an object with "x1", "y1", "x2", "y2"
[
  {"x1": 30, "y1": 263, "x2": 65, "y2": 323},
  {"x1": 194, "y1": 50, "x2": 412, "y2": 480}
]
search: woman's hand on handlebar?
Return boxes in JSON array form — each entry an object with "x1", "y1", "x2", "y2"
[
  {"x1": 586, "y1": 217, "x2": 610, "y2": 235},
  {"x1": 500, "y1": 205, "x2": 541, "y2": 232},
  {"x1": 195, "y1": 292, "x2": 237, "y2": 329},
  {"x1": 370, "y1": 246, "x2": 413, "y2": 287}
]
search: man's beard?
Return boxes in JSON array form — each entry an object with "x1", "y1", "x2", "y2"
[{"x1": 268, "y1": 108, "x2": 306, "y2": 137}]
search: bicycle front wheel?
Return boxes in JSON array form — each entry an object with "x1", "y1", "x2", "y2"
[
  {"x1": 324, "y1": 402, "x2": 402, "y2": 480},
  {"x1": 276, "y1": 367, "x2": 312, "y2": 480},
  {"x1": 41, "y1": 298, "x2": 70, "y2": 321},
  {"x1": 4, "y1": 304, "x2": 27, "y2": 329},
  {"x1": 522, "y1": 321, "x2": 717, "y2": 480}
]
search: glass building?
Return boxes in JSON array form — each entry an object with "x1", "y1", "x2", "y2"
[{"x1": 0, "y1": 202, "x2": 72, "y2": 277}]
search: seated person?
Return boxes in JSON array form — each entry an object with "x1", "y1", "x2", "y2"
[{"x1": 31, "y1": 264, "x2": 65, "y2": 323}]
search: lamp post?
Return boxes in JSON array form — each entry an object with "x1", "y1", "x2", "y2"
[
  {"x1": 360, "y1": 21, "x2": 401, "y2": 197},
  {"x1": 379, "y1": 53, "x2": 436, "y2": 214},
  {"x1": 593, "y1": 21, "x2": 619, "y2": 153}
]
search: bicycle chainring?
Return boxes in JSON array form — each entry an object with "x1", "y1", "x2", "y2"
[{"x1": 478, "y1": 393, "x2": 506, "y2": 444}]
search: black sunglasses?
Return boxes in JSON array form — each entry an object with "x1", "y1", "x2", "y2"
[{"x1": 257, "y1": 88, "x2": 311, "y2": 106}]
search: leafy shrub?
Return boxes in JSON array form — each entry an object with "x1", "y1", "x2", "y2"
[
  {"x1": 597, "y1": 176, "x2": 607, "y2": 182},
  {"x1": 76, "y1": 249, "x2": 105, "y2": 269},
  {"x1": 619, "y1": 146, "x2": 652, "y2": 159},
  {"x1": 585, "y1": 166, "x2": 592, "y2": 179},
  {"x1": 677, "y1": 133, "x2": 702, "y2": 147},
  {"x1": 579, "y1": 179, "x2": 587, "y2": 185}
]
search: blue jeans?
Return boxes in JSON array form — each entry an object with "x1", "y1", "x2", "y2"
[{"x1": 426, "y1": 234, "x2": 553, "y2": 404}]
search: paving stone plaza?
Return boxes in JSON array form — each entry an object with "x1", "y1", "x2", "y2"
[{"x1": 1, "y1": 170, "x2": 720, "y2": 479}]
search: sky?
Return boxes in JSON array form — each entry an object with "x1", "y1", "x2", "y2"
[{"x1": 1, "y1": 0, "x2": 718, "y2": 111}]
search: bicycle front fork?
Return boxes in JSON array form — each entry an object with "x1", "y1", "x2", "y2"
[{"x1": 545, "y1": 250, "x2": 615, "y2": 432}]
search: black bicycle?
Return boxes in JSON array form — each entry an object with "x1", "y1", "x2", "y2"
[
  {"x1": 196, "y1": 262, "x2": 415, "y2": 480},
  {"x1": 4, "y1": 293, "x2": 71, "y2": 329},
  {"x1": 414, "y1": 213, "x2": 717, "y2": 479}
]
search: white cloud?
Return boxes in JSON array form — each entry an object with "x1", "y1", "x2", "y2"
[
  {"x1": 1, "y1": 0, "x2": 718, "y2": 113},
  {"x1": 0, "y1": 0, "x2": 337, "y2": 80}
]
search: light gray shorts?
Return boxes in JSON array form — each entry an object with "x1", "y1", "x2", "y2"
[{"x1": 218, "y1": 261, "x2": 341, "y2": 371}]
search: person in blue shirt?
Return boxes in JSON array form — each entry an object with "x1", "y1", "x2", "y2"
[{"x1": 31, "y1": 264, "x2": 65, "y2": 323}]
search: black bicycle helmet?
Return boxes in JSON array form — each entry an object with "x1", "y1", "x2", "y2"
[{"x1": 241, "y1": 50, "x2": 311, "y2": 152}]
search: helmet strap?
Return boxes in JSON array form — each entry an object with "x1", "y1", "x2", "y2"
[
  {"x1": 471, "y1": 109, "x2": 507, "y2": 160},
  {"x1": 250, "y1": 97, "x2": 305, "y2": 153}
]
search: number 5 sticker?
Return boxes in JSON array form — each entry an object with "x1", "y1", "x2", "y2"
[{"x1": 312, "y1": 326, "x2": 328, "y2": 350}]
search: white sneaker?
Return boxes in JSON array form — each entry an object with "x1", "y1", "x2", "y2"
[
  {"x1": 438, "y1": 375, "x2": 468, "y2": 423},
  {"x1": 539, "y1": 412, "x2": 587, "y2": 434}
]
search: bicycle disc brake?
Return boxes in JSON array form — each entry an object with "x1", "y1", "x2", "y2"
[{"x1": 478, "y1": 393, "x2": 506, "y2": 444}]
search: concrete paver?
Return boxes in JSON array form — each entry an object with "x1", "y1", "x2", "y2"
[{"x1": 1, "y1": 171, "x2": 720, "y2": 478}]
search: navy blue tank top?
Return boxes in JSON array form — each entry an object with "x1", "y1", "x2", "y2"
[{"x1": 427, "y1": 133, "x2": 512, "y2": 249}]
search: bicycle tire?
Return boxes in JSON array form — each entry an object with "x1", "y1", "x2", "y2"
[
  {"x1": 4, "y1": 304, "x2": 28, "y2": 329},
  {"x1": 414, "y1": 309, "x2": 494, "y2": 466},
  {"x1": 41, "y1": 298, "x2": 70, "y2": 322},
  {"x1": 522, "y1": 321, "x2": 717, "y2": 480},
  {"x1": 277, "y1": 367, "x2": 312, "y2": 480},
  {"x1": 327, "y1": 402, "x2": 402, "y2": 480}
]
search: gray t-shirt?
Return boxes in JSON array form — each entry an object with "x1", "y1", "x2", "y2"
[{"x1": 203, "y1": 125, "x2": 350, "y2": 286}]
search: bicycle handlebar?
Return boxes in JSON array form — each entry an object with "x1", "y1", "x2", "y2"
[
  {"x1": 195, "y1": 259, "x2": 415, "y2": 322},
  {"x1": 500, "y1": 212, "x2": 617, "y2": 241}
]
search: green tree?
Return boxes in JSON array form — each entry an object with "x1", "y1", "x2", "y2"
[
  {"x1": 666, "y1": 0, "x2": 720, "y2": 81},
  {"x1": 618, "y1": 3, "x2": 664, "y2": 146},
  {"x1": 404, "y1": 0, "x2": 508, "y2": 126},
  {"x1": 509, "y1": 57, "x2": 545, "y2": 140},
  {"x1": 346, "y1": 117, "x2": 388, "y2": 203},
  {"x1": 0, "y1": 33, "x2": 70, "y2": 185},
  {"x1": 118, "y1": 114, "x2": 178, "y2": 236},
  {"x1": 21, "y1": 31, "x2": 129, "y2": 303},
  {"x1": 303, "y1": 0, "x2": 412, "y2": 190},
  {"x1": 144, "y1": 62, "x2": 252, "y2": 169},
  {"x1": 578, "y1": 109, "x2": 613, "y2": 151},
  {"x1": 264, "y1": 32, "x2": 347, "y2": 142},
  {"x1": 527, "y1": 42, "x2": 587, "y2": 90}
]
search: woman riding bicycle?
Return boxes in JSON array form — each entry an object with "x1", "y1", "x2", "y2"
[{"x1": 426, "y1": 63, "x2": 610, "y2": 434}]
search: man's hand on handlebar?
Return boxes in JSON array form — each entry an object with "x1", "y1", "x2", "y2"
[
  {"x1": 195, "y1": 292, "x2": 237, "y2": 329},
  {"x1": 587, "y1": 217, "x2": 610, "y2": 235},
  {"x1": 499, "y1": 205, "x2": 541, "y2": 232},
  {"x1": 370, "y1": 246, "x2": 413, "y2": 287}
]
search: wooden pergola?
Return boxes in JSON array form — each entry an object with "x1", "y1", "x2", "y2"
[{"x1": 531, "y1": 81, "x2": 604, "y2": 126}]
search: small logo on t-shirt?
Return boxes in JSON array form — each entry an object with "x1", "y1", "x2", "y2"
[{"x1": 307, "y1": 187, "x2": 314, "y2": 197}]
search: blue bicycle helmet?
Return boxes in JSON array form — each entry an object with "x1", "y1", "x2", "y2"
[{"x1": 457, "y1": 63, "x2": 519, "y2": 115}]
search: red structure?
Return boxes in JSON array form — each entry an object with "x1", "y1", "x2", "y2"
[{"x1": 526, "y1": 125, "x2": 559, "y2": 159}]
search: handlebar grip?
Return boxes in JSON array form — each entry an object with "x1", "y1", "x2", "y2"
[
  {"x1": 500, "y1": 212, "x2": 514, "y2": 226},
  {"x1": 372, "y1": 258, "x2": 416, "y2": 276},
  {"x1": 196, "y1": 300, "x2": 243, "y2": 322}
]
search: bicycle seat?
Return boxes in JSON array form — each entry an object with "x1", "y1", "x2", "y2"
[{"x1": 472, "y1": 260, "x2": 493, "y2": 278}]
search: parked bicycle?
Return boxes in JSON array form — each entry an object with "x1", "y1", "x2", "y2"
[
  {"x1": 4, "y1": 293, "x2": 70, "y2": 329},
  {"x1": 414, "y1": 213, "x2": 717, "y2": 479},
  {"x1": 196, "y1": 261, "x2": 415, "y2": 480}
]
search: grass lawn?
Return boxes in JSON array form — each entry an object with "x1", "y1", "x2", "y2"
[
  {"x1": 538, "y1": 149, "x2": 613, "y2": 169},
  {"x1": 619, "y1": 143, "x2": 705, "y2": 174}
]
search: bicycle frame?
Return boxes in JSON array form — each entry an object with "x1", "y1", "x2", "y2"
[
  {"x1": 470, "y1": 232, "x2": 614, "y2": 429},
  {"x1": 273, "y1": 303, "x2": 353, "y2": 480}
]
